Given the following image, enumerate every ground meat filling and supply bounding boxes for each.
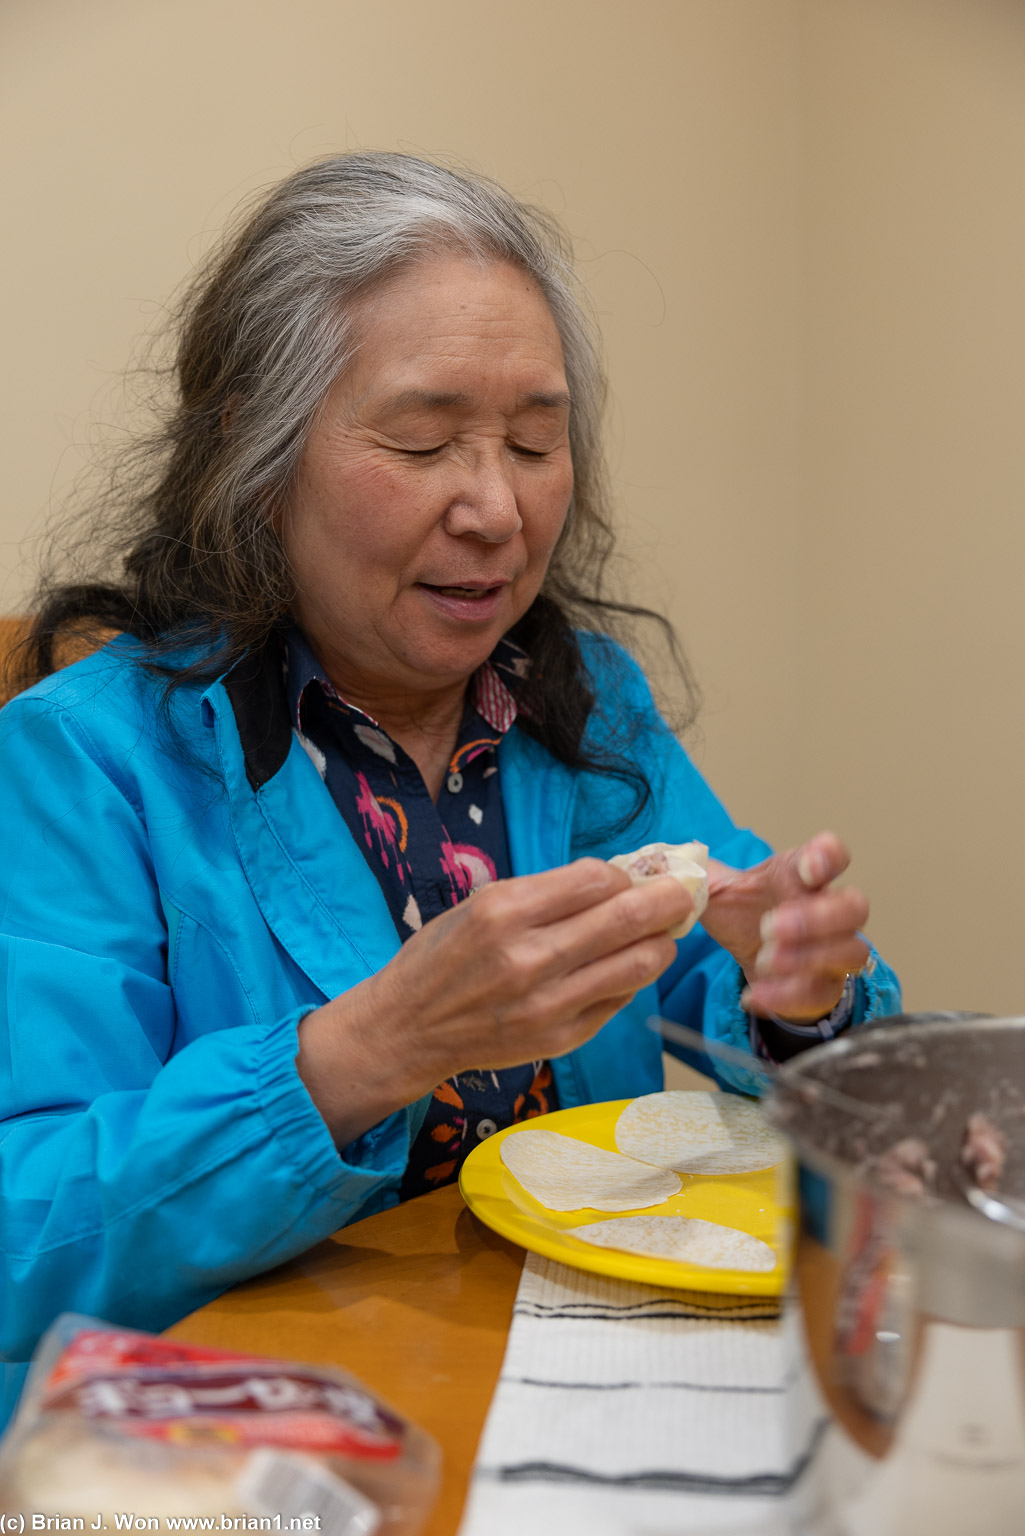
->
[863,1114,1010,1202]
[868,1137,937,1198]
[627,849,671,878]
[959,1112,1008,1194]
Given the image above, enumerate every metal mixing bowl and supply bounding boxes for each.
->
[767,1014,1025,1536]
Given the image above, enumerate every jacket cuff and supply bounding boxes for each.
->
[703,944,900,1096]
[852,947,903,1024]
[703,967,768,1097]
[256,1006,411,1205]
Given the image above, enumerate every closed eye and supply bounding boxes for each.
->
[401,443,551,459]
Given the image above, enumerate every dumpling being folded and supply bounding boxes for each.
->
[608,840,709,938]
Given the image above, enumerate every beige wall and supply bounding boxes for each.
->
[2,0,1023,1015]
[796,0,1025,1014]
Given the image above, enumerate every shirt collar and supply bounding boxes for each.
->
[283,627,529,738]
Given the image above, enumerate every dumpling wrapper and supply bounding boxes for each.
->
[500,1128,682,1212]
[608,841,708,939]
[615,1090,786,1175]
[569,1214,776,1272]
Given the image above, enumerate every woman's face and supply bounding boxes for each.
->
[283,252,574,705]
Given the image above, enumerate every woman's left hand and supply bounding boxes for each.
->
[701,831,871,1021]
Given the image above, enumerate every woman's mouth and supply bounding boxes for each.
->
[417,581,508,620]
[428,584,498,599]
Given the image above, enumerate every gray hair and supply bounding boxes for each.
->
[28,152,697,762]
[172,151,610,621]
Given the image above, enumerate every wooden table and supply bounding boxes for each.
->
[163,1062,717,1533]
[164,1185,525,1536]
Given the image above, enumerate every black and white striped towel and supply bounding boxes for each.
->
[458,1252,825,1536]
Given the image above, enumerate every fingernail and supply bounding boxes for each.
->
[740,987,753,1011]
[797,852,819,887]
[759,910,776,942]
[755,942,776,977]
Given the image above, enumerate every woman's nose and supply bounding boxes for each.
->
[442,453,523,542]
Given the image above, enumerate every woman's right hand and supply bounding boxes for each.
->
[295,858,692,1147]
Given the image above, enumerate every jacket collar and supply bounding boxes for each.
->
[220,632,293,790]
[205,638,398,999]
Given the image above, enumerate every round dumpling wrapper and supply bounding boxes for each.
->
[615,1090,785,1175]
[500,1128,681,1212]
[569,1214,776,1271]
[607,841,708,939]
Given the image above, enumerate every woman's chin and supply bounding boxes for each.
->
[409,642,502,691]
[398,589,515,673]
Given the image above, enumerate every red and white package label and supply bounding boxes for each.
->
[41,1331,404,1460]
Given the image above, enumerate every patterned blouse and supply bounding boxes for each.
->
[284,628,558,1197]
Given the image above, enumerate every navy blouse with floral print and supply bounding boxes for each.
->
[284,628,558,1198]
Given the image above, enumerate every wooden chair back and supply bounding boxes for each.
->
[0,619,119,706]
[0,617,30,706]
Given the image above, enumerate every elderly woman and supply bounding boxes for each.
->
[0,153,899,1418]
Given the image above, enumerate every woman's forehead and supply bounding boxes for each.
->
[349,254,563,358]
[334,260,569,417]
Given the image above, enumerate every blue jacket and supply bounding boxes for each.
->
[0,634,900,1420]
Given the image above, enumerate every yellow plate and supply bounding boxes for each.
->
[459,1099,793,1296]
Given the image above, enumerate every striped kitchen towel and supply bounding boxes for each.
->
[458,1252,825,1536]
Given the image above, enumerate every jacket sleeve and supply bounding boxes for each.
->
[0,696,410,1377]
[576,638,902,1094]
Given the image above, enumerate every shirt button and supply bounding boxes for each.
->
[476,1118,498,1140]
[447,771,464,794]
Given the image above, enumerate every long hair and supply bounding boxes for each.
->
[19,152,698,820]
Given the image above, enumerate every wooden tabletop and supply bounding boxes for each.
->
[164,1184,525,1536]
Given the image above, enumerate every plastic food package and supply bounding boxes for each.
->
[0,1316,440,1536]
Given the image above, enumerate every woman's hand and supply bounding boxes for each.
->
[296,859,693,1146]
[702,830,870,1022]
